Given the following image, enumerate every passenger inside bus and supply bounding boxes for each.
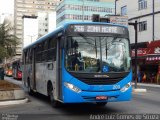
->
[72,51,84,71]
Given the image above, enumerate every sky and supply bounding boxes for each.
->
[0,0,14,14]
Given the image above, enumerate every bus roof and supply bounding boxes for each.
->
[23,21,128,51]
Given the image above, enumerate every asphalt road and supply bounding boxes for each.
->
[0,77,160,120]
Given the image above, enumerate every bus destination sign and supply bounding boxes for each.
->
[70,25,126,34]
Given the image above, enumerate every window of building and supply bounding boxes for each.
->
[138,0,147,10]
[57,4,113,16]
[139,21,147,32]
[121,6,127,16]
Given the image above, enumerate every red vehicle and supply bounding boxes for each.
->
[4,63,13,77]
[12,60,22,80]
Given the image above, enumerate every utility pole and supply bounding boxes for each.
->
[128,21,138,88]
[27,34,37,44]
[82,0,84,22]
[115,0,118,15]
[153,0,155,41]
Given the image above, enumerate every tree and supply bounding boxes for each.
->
[0,20,20,63]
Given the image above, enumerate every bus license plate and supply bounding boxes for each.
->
[96,96,107,100]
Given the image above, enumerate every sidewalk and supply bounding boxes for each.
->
[4,76,22,87]
[132,82,160,88]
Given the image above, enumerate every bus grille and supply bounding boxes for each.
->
[79,78,123,85]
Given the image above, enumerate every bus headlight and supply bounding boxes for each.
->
[64,82,81,93]
[120,82,131,92]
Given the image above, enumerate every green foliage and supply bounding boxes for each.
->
[0,20,20,62]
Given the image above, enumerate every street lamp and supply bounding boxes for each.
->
[152,0,155,41]
[27,34,38,43]
[128,21,138,88]
[115,0,118,15]
[82,0,84,22]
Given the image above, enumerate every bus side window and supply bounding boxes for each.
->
[48,37,57,61]
[37,44,42,62]
[41,41,45,61]
[24,51,27,64]
[29,48,33,64]
[36,45,39,62]
[41,42,44,61]
[35,46,38,62]
[47,63,53,70]
[53,39,57,61]
[44,40,49,61]
[26,49,30,64]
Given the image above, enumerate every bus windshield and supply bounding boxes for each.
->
[65,36,130,73]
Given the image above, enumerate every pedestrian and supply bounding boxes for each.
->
[137,70,141,83]
[142,72,147,83]
[151,73,155,83]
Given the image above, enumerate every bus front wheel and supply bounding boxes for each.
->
[96,102,107,107]
[48,84,61,108]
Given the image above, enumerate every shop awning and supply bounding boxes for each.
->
[131,40,160,59]
[147,40,160,55]
[131,48,148,57]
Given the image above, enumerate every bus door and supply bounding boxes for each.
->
[32,47,36,90]
[57,36,64,100]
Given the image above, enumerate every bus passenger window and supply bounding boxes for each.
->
[48,38,57,61]
[47,63,53,70]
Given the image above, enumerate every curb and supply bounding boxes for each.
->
[136,84,160,88]
[0,79,27,106]
[132,88,147,93]
[0,98,28,106]
[0,89,26,101]
[132,82,160,88]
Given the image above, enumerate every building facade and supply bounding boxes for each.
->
[116,0,160,43]
[116,0,160,84]
[56,0,115,27]
[14,0,61,56]
[38,12,57,38]
[38,12,49,38]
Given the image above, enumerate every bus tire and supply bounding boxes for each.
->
[96,102,107,107]
[28,79,34,95]
[48,83,61,108]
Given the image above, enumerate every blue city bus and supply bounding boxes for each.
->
[22,22,132,107]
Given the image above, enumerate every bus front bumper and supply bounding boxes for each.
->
[62,86,132,103]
